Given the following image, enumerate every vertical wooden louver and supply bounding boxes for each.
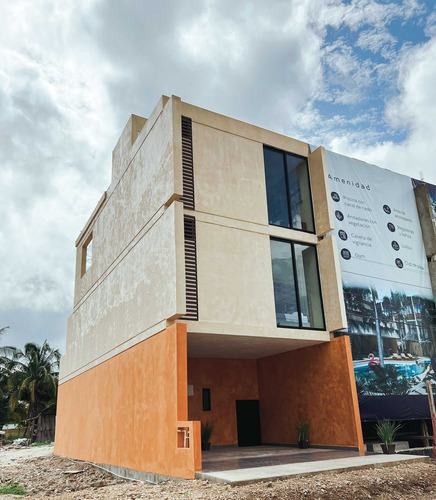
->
[180,117,198,320]
[180,116,195,209]
[182,215,198,320]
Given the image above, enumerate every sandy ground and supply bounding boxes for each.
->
[0,444,54,465]
[0,446,435,499]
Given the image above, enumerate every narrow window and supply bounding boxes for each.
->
[271,239,298,327]
[264,147,290,228]
[81,233,93,277]
[202,388,211,411]
[285,153,314,232]
[264,146,315,233]
[270,238,325,330]
[293,243,324,329]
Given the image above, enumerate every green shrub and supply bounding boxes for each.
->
[201,421,214,443]
[0,482,26,495]
[376,419,402,445]
[295,419,310,441]
[31,440,52,447]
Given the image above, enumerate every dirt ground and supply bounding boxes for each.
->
[0,445,435,499]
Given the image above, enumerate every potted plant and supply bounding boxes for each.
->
[295,419,310,449]
[201,421,214,451]
[376,419,402,454]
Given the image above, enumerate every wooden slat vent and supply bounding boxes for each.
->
[182,215,198,321]
[180,116,195,210]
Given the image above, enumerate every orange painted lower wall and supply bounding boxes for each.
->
[258,336,364,451]
[54,324,201,479]
[188,358,259,445]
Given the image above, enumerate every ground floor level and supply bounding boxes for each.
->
[54,323,364,480]
[2,445,433,498]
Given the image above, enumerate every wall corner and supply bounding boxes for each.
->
[308,146,334,237]
[340,335,365,453]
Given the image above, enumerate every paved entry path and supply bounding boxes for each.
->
[201,446,361,472]
[198,446,430,484]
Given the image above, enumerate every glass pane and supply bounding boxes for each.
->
[286,154,314,232]
[270,239,298,327]
[264,148,290,228]
[294,244,324,329]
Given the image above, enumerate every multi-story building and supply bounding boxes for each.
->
[54,95,371,480]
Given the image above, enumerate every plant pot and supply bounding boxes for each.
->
[381,444,396,454]
[298,439,310,449]
[201,441,211,451]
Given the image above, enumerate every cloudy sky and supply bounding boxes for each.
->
[1,0,436,352]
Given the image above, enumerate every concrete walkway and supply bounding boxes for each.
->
[197,453,430,485]
[201,446,361,472]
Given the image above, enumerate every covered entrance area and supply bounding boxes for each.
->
[186,331,365,465]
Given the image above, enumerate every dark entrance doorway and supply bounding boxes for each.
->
[236,399,261,446]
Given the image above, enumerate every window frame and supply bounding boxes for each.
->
[264,145,316,234]
[81,232,93,277]
[270,236,326,331]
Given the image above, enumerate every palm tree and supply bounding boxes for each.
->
[0,341,60,441]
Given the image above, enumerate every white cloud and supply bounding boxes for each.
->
[319,39,376,105]
[327,36,436,184]
[0,0,117,312]
[424,11,436,37]
[356,28,397,55]
[314,0,425,33]
[178,6,243,66]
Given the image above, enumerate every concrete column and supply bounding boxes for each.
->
[414,184,436,299]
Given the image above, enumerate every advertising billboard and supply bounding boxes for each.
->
[324,150,436,420]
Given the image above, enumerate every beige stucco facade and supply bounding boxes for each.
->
[59,95,348,383]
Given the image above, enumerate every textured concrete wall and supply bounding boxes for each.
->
[414,184,436,258]
[193,122,268,224]
[112,114,147,186]
[308,146,334,237]
[317,235,348,333]
[61,96,186,382]
[429,260,436,301]
[188,358,259,445]
[60,201,185,382]
[257,336,364,451]
[414,184,436,299]
[55,324,201,479]
[75,96,182,307]
[181,101,309,157]
[196,221,277,330]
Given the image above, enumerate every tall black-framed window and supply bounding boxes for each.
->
[270,238,325,330]
[264,146,315,233]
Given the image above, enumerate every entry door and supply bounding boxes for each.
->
[235,400,262,447]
